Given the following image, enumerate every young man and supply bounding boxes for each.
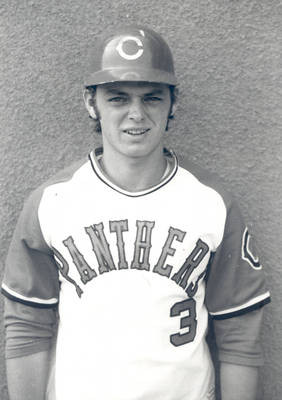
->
[2,26,270,400]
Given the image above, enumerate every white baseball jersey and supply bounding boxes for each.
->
[2,147,270,400]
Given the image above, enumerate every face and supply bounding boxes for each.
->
[92,82,172,160]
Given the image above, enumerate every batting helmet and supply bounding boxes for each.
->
[84,26,177,87]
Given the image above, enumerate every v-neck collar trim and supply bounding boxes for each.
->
[88,147,178,198]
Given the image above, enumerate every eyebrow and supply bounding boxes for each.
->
[144,90,164,96]
[105,88,164,96]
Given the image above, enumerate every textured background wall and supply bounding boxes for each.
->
[0,1,281,399]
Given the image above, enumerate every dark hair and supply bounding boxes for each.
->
[86,84,177,133]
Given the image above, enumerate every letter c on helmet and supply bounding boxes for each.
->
[116,36,144,60]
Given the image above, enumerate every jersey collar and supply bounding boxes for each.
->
[88,147,178,197]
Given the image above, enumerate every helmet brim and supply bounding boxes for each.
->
[84,67,177,87]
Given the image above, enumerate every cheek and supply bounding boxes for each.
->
[159,98,172,118]
[99,109,123,134]
[99,106,116,124]
[156,106,171,126]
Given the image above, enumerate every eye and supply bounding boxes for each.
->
[107,96,127,104]
[143,96,163,103]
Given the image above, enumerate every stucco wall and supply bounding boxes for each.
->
[1,1,281,399]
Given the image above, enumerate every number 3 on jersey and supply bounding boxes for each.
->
[170,298,197,346]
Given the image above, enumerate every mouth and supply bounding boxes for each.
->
[123,128,150,136]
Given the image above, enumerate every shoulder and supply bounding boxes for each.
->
[24,157,89,210]
[177,154,234,210]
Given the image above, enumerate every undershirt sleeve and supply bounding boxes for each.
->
[212,307,264,367]
[4,298,58,359]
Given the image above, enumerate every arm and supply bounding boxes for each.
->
[1,189,60,398]
[6,350,52,400]
[220,362,258,400]
[212,308,264,400]
[4,298,57,400]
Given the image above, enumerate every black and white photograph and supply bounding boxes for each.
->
[0,1,281,399]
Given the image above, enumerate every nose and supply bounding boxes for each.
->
[128,99,145,122]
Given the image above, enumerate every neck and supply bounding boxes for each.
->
[99,149,167,192]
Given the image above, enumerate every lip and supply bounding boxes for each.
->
[123,128,150,136]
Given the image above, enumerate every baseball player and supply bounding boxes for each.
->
[2,26,270,400]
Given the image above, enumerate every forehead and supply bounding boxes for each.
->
[97,81,170,95]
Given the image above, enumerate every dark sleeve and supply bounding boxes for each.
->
[1,188,60,307]
[4,297,58,359]
[205,200,270,319]
[212,307,264,367]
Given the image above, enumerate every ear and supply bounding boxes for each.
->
[170,86,178,117]
[170,102,177,117]
[83,89,98,119]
